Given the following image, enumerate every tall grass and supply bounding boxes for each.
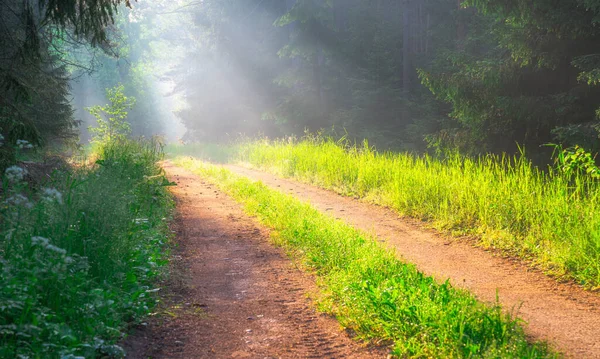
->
[230,137,600,288]
[0,139,173,358]
[173,136,600,288]
[175,157,556,358]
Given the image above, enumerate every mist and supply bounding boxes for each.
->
[4,1,600,357]
[64,0,600,155]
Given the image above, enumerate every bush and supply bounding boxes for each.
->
[0,138,173,358]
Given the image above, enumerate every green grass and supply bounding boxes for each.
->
[171,136,600,289]
[0,139,174,358]
[174,156,556,358]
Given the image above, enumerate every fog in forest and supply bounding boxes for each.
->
[4,2,600,358]
[4,0,600,156]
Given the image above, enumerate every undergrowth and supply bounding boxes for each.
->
[0,139,173,358]
[169,136,600,289]
[174,157,556,358]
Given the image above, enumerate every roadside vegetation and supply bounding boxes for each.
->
[173,156,556,358]
[1,136,173,356]
[169,137,600,290]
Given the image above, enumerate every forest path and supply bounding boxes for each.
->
[222,164,600,359]
[124,163,386,358]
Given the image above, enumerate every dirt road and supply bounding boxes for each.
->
[223,164,600,359]
[124,163,387,358]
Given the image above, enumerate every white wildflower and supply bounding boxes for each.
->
[5,166,27,183]
[134,218,149,224]
[45,244,67,255]
[31,236,50,247]
[5,194,33,208]
[42,187,63,204]
[5,229,15,240]
[31,236,67,255]
[61,355,86,359]
[16,139,33,149]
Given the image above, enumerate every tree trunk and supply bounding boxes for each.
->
[403,0,412,94]
[456,0,466,50]
[284,0,300,69]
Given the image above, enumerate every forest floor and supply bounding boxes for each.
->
[125,162,600,358]
[123,163,388,358]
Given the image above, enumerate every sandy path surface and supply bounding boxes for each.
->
[124,163,387,358]
[224,164,600,359]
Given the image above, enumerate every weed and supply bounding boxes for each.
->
[0,138,173,358]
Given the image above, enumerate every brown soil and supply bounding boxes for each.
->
[123,163,388,358]
[224,164,600,359]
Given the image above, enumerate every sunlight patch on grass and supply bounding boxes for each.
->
[221,137,600,289]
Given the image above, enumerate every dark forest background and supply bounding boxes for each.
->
[3,0,600,162]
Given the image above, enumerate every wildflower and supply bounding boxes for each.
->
[5,229,14,240]
[60,355,86,359]
[31,236,67,255]
[31,236,49,247]
[42,187,63,204]
[5,194,33,208]
[45,244,67,255]
[134,218,149,224]
[16,139,33,149]
[5,166,27,183]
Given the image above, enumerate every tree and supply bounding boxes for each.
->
[88,84,135,144]
[0,0,131,161]
[421,0,600,153]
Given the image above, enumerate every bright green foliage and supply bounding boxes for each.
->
[175,157,555,358]
[88,85,135,144]
[550,144,600,179]
[0,138,173,358]
[173,136,600,288]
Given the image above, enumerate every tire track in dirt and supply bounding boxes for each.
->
[123,163,387,359]
[224,164,600,359]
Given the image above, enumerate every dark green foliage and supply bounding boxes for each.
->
[0,2,77,147]
[421,0,600,153]
[0,0,129,167]
[42,0,129,46]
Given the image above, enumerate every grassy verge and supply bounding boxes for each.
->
[1,139,173,358]
[173,156,555,358]
[170,136,600,289]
